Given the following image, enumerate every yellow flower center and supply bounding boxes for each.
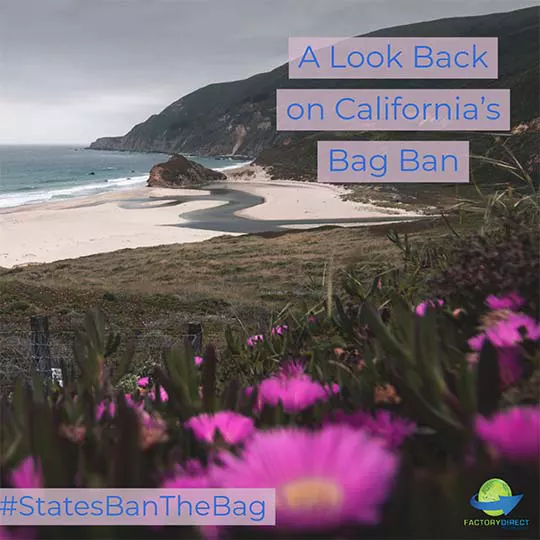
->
[480,309,513,329]
[280,477,343,511]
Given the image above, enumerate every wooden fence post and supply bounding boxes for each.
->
[187,323,203,355]
[31,316,52,385]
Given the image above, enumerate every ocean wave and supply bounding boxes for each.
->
[0,160,252,210]
[0,175,148,209]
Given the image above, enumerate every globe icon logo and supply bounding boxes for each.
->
[470,478,523,517]
[478,479,513,517]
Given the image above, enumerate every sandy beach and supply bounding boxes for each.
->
[0,166,420,268]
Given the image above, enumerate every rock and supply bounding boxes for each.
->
[147,155,226,188]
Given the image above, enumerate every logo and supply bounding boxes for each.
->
[470,479,522,516]
[464,478,529,530]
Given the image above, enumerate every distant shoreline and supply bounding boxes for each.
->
[0,145,252,211]
[85,145,255,162]
[0,165,422,268]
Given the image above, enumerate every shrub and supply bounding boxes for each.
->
[430,219,539,323]
[0,277,538,540]
[0,182,538,539]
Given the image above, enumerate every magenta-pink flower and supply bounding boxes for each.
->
[475,406,540,463]
[162,461,211,489]
[415,299,444,316]
[256,376,334,413]
[468,333,485,351]
[485,292,526,311]
[277,360,306,379]
[211,425,399,530]
[325,383,341,395]
[484,313,540,347]
[137,377,169,401]
[331,410,416,449]
[0,526,35,540]
[194,356,204,366]
[271,325,288,336]
[185,411,255,445]
[148,386,169,402]
[96,394,141,421]
[9,457,43,488]
[496,348,525,388]
[137,376,150,388]
[466,345,524,389]
[468,313,539,388]
[137,408,165,429]
[247,334,264,347]
[96,401,115,421]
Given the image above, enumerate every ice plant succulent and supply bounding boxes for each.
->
[9,457,43,488]
[137,376,150,388]
[414,298,444,316]
[185,411,255,445]
[483,313,540,345]
[162,463,211,489]
[211,425,399,531]
[468,312,540,388]
[148,386,169,402]
[277,359,306,379]
[331,410,416,449]
[0,527,14,540]
[255,375,337,413]
[137,377,169,402]
[485,292,526,311]
[475,406,540,464]
[95,394,140,421]
[138,410,169,450]
[59,422,86,443]
[467,341,524,389]
[271,324,288,336]
[247,334,264,347]
[95,400,116,421]
[0,526,35,540]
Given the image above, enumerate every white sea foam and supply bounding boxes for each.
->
[0,175,148,209]
[0,160,252,210]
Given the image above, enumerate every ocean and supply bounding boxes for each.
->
[0,145,251,209]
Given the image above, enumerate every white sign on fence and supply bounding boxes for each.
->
[51,367,63,387]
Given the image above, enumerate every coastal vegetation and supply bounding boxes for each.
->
[0,7,538,539]
[0,169,538,538]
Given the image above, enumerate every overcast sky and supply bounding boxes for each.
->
[0,0,538,144]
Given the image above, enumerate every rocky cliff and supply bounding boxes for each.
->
[90,7,539,167]
[147,155,226,188]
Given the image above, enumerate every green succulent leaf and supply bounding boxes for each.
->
[475,340,501,417]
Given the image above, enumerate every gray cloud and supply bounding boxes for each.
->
[0,0,537,143]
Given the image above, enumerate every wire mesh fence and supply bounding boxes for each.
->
[0,317,206,397]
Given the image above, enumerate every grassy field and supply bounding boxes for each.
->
[0,212,484,357]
